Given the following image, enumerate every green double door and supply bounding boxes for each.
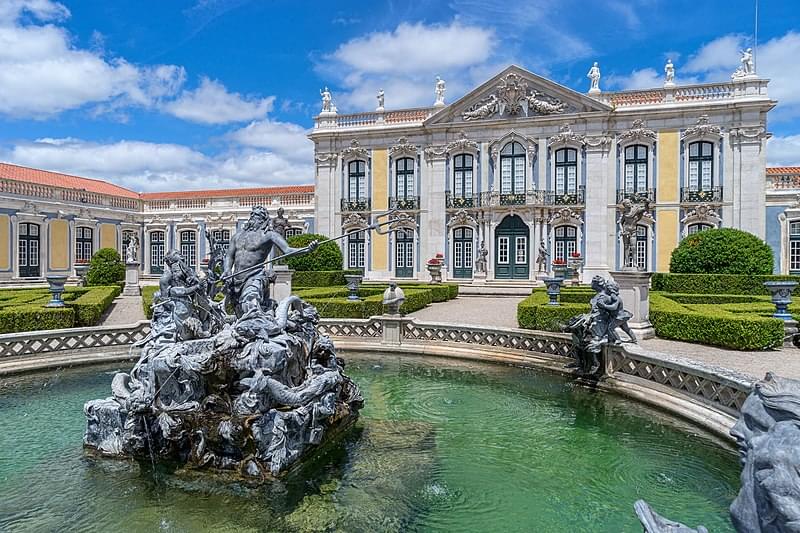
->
[494,215,529,280]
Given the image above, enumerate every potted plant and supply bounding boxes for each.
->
[552,258,567,280]
[426,253,444,284]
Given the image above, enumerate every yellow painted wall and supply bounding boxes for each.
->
[100,223,117,250]
[370,149,388,271]
[656,208,679,272]
[657,130,679,203]
[49,219,69,270]
[0,214,9,270]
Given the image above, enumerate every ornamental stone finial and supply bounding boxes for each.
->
[664,59,675,87]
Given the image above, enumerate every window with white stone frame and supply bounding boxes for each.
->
[687,223,713,235]
[395,157,414,199]
[347,160,367,201]
[636,225,648,270]
[180,230,197,268]
[500,142,525,194]
[554,225,577,262]
[453,154,474,199]
[790,222,800,274]
[76,227,94,263]
[688,141,714,191]
[624,145,648,192]
[348,230,365,271]
[555,148,578,195]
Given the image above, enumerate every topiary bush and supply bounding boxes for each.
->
[86,247,126,286]
[285,233,342,271]
[652,273,800,295]
[669,228,773,275]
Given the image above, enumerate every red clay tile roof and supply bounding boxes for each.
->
[0,161,314,201]
[767,167,800,175]
[141,185,314,201]
[0,161,140,199]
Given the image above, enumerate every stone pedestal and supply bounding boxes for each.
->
[123,262,141,296]
[473,271,487,283]
[381,315,405,346]
[272,265,294,302]
[611,270,655,340]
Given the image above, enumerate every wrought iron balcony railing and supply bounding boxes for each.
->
[680,187,723,204]
[544,186,586,206]
[445,193,477,209]
[388,196,420,210]
[341,198,371,212]
[616,188,656,204]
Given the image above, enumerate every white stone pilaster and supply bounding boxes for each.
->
[422,152,447,271]
[729,126,768,238]
[583,135,613,279]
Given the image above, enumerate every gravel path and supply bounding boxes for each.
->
[98,295,146,326]
[408,296,800,380]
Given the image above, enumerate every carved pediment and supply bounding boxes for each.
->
[681,115,722,140]
[549,207,583,225]
[446,209,478,228]
[342,213,368,231]
[341,139,369,160]
[388,136,419,157]
[426,65,612,126]
[618,119,656,145]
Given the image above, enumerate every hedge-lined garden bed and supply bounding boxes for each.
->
[517,288,786,350]
[652,273,800,295]
[0,285,121,333]
[293,270,363,288]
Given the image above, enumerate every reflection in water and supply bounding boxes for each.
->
[0,354,739,532]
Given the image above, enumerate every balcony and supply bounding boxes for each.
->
[445,193,478,209]
[478,190,546,207]
[388,196,420,210]
[545,186,586,206]
[680,187,723,204]
[341,198,371,212]
[616,189,656,204]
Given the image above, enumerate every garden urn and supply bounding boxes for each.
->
[763,280,798,320]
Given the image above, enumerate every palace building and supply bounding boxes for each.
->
[310,64,775,282]
[0,162,314,282]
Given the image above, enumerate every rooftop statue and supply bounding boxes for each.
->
[434,76,446,106]
[84,205,363,481]
[587,61,601,92]
[635,372,800,532]
[664,59,675,86]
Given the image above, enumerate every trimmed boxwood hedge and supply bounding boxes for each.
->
[0,306,75,334]
[68,285,121,326]
[669,228,774,275]
[293,270,363,287]
[652,273,800,295]
[517,290,590,332]
[0,285,120,333]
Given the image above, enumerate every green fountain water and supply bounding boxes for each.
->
[0,353,738,532]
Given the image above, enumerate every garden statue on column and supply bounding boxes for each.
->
[222,206,318,317]
[271,207,289,239]
[635,372,800,532]
[536,240,550,273]
[475,241,488,274]
[125,234,138,263]
[619,199,650,270]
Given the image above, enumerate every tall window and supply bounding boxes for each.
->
[453,154,474,198]
[624,145,648,192]
[500,142,525,194]
[76,227,94,263]
[18,222,40,278]
[348,160,366,201]
[395,157,414,198]
[180,230,197,268]
[791,222,800,274]
[150,231,165,274]
[689,141,714,191]
[687,223,713,235]
[555,148,578,195]
[636,225,648,271]
[211,229,230,255]
[554,226,577,262]
[395,229,414,278]
[348,230,365,271]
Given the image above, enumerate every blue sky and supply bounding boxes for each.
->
[1,0,798,192]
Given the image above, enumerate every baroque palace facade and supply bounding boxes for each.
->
[310,65,774,281]
[0,162,314,282]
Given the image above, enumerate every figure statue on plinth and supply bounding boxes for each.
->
[320,86,333,113]
[376,88,385,111]
[222,206,318,316]
[536,240,550,273]
[587,62,601,92]
[271,206,289,239]
[434,76,446,106]
[125,234,138,263]
[475,241,488,273]
[664,59,675,86]
[619,198,650,270]
[732,48,756,79]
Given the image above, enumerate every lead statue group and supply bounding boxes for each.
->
[84,206,363,480]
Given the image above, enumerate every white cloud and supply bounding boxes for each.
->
[684,34,743,74]
[162,77,274,124]
[768,135,800,167]
[318,20,496,111]
[3,137,313,192]
[228,119,312,162]
[607,68,662,90]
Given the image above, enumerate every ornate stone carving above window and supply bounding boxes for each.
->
[445,132,479,155]
[548,207,583,225]
[341,139,369,160]
[342,213,368,231]
[548,124,586,148]
[446,209,478,229]
[681,114,722,140]
[462,72,567,121]
[423,145,448,161]
[388,136,419,157]
[388,212,418,231]
[314,152,338,164]
[680,203,721,227]
[618,119,656,145]
[489,131,537,166]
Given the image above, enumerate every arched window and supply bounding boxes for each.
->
[453,154,474,199]
[688,141,714,192]
[76,227,94,263]
[180,230,197,268]
[554,226,577,262]
[636,225,648,271]
[395,229,414,278]
[500,142,525,195]
[347,160,366,201]
[452,227,474,278]
[789,222,800,274]
[395,157,414,199]
[555,148,578,195]
[624,145,648,192]
[348,230,365,271]
[150,231,165,274]
[687,223,713,235]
